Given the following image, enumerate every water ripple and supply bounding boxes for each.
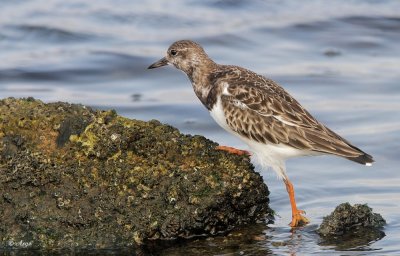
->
[4,24,97,43]
[0,0,399,254]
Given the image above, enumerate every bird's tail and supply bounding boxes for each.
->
[345,147,374,166]
[320,126,375,166]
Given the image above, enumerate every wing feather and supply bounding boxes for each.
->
[215,68,368,159]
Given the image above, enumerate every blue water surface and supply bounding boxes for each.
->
[0,0,399,255]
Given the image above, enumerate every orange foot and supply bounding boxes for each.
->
[289,209,310,227]
[216,145,251,156]
[284,178,310,227]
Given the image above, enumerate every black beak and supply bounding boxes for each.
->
[148,57,169,69]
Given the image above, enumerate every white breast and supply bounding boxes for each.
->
[209,96,233,134]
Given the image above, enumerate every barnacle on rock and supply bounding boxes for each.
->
[0,97,273,250]
[317,203,386,249]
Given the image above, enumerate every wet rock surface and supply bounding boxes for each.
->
[0,97,273,250]
[317,203,386,249]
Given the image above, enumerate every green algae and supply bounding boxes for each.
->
[0,97,273,250]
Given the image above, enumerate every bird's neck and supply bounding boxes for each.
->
[187,60,218,107]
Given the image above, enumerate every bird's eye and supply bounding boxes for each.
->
[170,49,177,56]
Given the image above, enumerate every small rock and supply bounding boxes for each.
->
[318,203,386,236]
[317,203,386,249]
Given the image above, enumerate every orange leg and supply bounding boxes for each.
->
[216,145,251,156]
[283,178,310,227]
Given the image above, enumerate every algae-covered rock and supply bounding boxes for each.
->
[317,203,386,249]
[318,203,386,236]
[0,97,273,250]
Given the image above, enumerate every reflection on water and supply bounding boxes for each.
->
[0,0,400,255]
[144,223,385,255]
[318,229,386,252]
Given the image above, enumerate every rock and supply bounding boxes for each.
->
[318,203,386,236]
[317,203,386,249]
[0,97,273,250]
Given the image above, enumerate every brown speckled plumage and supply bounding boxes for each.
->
[148,39,374,227]
[148,40,374,166]
[210,65,371,163]
[148,40,373,164]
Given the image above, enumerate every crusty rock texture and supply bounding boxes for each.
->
[0,97,273,250]
[318,203,386,249]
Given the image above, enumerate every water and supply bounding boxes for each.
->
[1,0,400,254]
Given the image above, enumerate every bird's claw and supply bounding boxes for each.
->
[289,209,310,227]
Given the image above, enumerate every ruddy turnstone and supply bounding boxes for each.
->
[148,40,374,227]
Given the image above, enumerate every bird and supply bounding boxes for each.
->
[148,40,374,227]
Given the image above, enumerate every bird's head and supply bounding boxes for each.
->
[148,40,212,74]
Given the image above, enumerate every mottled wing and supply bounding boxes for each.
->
[216,67,369,160]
